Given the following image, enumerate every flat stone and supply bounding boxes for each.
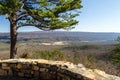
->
[17,64,22,69]
[33,66,39,71]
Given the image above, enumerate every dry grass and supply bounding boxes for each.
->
[0,42,120,76]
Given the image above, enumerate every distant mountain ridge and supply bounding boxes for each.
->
[0,31,120,43]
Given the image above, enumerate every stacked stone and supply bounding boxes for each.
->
[0,59,92,80]
[0,59,120,80]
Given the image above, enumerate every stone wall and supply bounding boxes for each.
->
[0,59,120,80]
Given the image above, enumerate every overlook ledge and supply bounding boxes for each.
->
[0,59,120,80]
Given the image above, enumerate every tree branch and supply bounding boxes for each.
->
[20,0,27,9]
[17,14,28,22]
[17,24,35,29]
[17,23,51,31]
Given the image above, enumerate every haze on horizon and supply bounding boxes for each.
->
[0,0,120,33]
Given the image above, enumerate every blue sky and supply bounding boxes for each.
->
[73,0,120,32]
[0,0,120,32]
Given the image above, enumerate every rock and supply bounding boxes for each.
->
[0,59,119,80]
[77,64,84,68]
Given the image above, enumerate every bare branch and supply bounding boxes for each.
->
[17,24,35,29]
[17,24,51,31]
[20,0,27,9]
[17,14,28,22]
[17,23,51,31]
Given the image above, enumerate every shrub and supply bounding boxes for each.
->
[112,53,120,64]
[112,44,120,64]
[20,53,30,59]
[72,50,80,64]
[80,45,99,50]
[85,53,96,69]
[112,37,120,65]
[32,49,68,61]
[64,45,99,50]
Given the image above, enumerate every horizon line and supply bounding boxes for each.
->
[0,31,120,33]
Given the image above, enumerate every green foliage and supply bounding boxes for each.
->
[113,44,120,52]
[112,53,120,64]
[0,0,82,30]
[85,53,96,69]
[79,45,99,50]
[64,45,99,50]
[72,50,80,64]
[0,0,21,14]
[20,53,30,59]
[1,0,82,58]
[71,50,96,68]
[112,37,120,65]
[33,50,68,61]
[112,44,120,64]
[116,36,120,43]
[20,49,30,59]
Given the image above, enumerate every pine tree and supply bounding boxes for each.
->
[0,0,82,58]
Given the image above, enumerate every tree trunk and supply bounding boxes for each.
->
[10,15,17,59]
[10,23,17,58]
